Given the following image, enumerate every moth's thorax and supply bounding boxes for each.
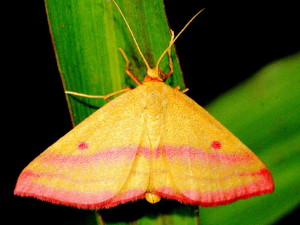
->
[139,82,168,113]
[143,68,166,82]
[138,82,169,148]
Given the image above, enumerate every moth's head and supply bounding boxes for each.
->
[144,68,166,82]
[112,0,204,85]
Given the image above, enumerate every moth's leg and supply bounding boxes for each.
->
[119,48,142,85]
[65,87,131,100]
[165,30,175,80]
[173,86,189,93]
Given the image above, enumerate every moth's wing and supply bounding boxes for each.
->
[14,89,150,209]
[152,86,274,206]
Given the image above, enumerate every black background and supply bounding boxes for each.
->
[4,0,299,224]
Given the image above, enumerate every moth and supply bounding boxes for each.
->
[14,0,274,209]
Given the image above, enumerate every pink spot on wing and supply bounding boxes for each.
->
[77,142,89,150]
[211,141,222,150]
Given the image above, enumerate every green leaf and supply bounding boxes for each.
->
[201,52,300,225]
[44,0,194,224]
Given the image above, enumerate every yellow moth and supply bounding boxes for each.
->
[14,0,274,209]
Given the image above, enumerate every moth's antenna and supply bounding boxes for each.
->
[111,0,151,70]
[156,8,205,69]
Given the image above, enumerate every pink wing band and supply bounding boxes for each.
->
[155,168,274,206]
[15,181,145,209]
[39,145,254,165]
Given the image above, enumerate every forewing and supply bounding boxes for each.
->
[152,86,274,206]
[14,89,150,209]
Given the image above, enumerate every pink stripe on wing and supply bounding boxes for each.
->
[40,145,141,165]
[155,168,274,206]
[161,145,254,163]
[40,145,253,166]
[14,176,146,209]
[18,170,117,184]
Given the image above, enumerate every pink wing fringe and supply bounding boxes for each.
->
[155,168,274,206]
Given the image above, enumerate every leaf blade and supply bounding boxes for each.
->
[201,53,300,225]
